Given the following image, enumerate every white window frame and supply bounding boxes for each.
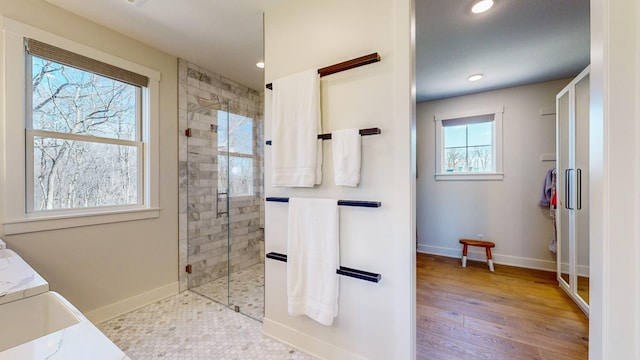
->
[434,106,504,181]
[1,17,161,234]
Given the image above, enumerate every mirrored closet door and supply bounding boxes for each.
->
[556,66,590,314]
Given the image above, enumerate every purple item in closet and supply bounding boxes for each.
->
[539,168,554,207]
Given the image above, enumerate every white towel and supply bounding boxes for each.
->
[332,129,361,187]
[287,198,339,326]
[271,69,322,187]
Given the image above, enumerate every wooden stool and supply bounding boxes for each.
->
[459,239,495,272]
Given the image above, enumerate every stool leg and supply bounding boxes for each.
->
[486,247,494,272]
[462,244,468,268]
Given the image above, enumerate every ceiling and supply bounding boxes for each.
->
[45,0,286,92]
[45,0,590,102]
[416,0,590,102]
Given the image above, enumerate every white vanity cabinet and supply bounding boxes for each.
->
[556,66,590,315]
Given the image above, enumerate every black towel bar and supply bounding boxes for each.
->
[266,252,381,283]
[265,197,381,208]
[265,127,380,145]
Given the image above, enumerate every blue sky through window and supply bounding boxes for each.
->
[443,121,493,172]
[32,56,137,141]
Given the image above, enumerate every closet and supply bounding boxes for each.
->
[556,66,590,315]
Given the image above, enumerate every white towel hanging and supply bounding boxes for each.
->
[332,128,361,187]
[287,197,339,326]
[271,69,322,187]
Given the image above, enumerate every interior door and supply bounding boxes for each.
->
[574,73,590,306]
[556,89,572,290]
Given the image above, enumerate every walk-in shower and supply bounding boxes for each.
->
[178,59,264,320]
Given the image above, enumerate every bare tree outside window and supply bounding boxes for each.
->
[444,147,465,172]
[469,145,492,172]
[29,56,141,211]
[217,111,254,197]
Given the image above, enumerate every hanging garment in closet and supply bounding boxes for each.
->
[539,168,555,207]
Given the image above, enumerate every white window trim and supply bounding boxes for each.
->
[434,106,504,181]
[1,17,161,234]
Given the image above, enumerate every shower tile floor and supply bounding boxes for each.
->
[191,262,264,320]
[98,291,316,360]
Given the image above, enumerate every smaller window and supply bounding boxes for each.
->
[435,108,504,181]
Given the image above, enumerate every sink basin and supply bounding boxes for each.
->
[0,291,83,351]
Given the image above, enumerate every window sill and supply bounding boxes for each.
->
[435,173,504,181]
[3,207,161,235]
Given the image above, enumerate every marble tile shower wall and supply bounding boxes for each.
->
[178,59,264,292]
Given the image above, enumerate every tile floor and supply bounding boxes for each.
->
[191,262,264,321]
[98,291,316,360]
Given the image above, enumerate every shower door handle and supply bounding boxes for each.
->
[216,191,228,218]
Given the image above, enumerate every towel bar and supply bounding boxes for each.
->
[266,252,381,283]
[265,52,380,90]
[265,127,380,145]
[265,197,381,208]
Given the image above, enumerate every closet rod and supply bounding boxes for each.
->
[265,127,380,145]
[265,52,381,90]
[265,252,382,283]
[266,197,381,208]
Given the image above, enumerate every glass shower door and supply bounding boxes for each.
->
[187,98,264,321]
[187,99,231,307]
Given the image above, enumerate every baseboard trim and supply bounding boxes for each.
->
[263,317,366,360]
[417,244,558,272]
[85,282,179,324]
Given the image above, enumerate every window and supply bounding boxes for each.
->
[217,111,255,197]
[2,18,160,234]
[435,107,504,180]
[26,44,144,212]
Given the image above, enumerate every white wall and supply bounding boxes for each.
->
[263,1,415,359]
[417,79,570,271]
[0,0,178,321]
[589,0,640,358]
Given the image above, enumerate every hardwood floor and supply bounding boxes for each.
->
[417,253,589,360]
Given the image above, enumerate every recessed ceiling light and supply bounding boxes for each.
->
[471,0,494,14]
[468,74,483,82]
[256,62,265,69]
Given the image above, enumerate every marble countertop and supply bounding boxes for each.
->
[0,249,48,305]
